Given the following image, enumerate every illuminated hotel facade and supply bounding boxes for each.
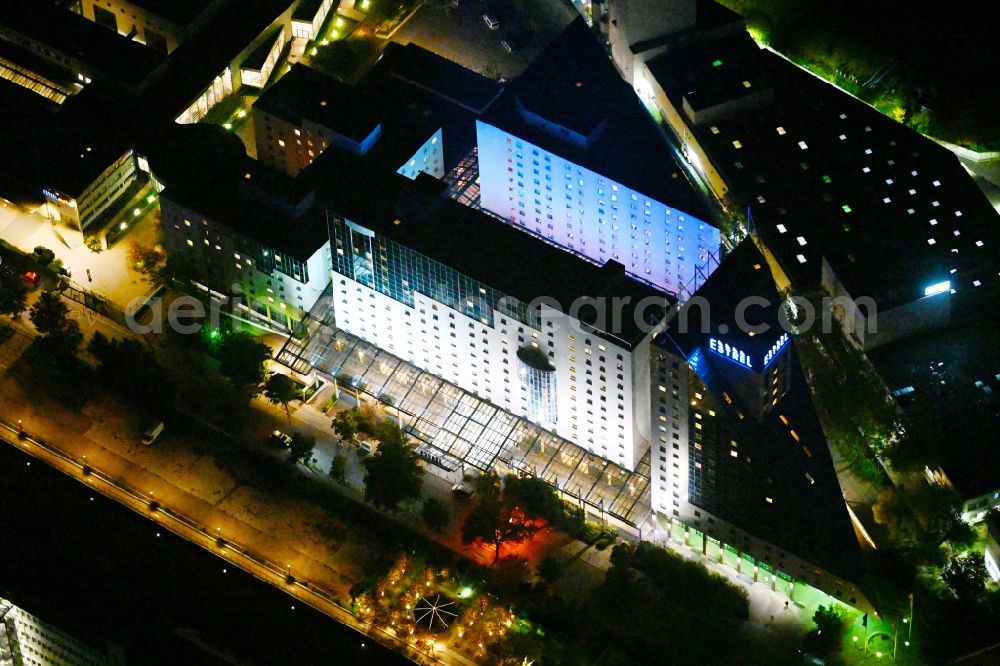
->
[474,20,721,300]
[326,173,666,471]
[477,123,721,298]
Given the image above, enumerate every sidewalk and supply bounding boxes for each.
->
[0,199,159,308]
[256,384,829,639]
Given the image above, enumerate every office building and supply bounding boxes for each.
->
[638,19,1000,348]
[649,240,867,608]
[476,19,720,299]
[0,596,110,666]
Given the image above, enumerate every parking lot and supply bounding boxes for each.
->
[389,0,577,80]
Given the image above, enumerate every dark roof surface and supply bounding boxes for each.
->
[379,42,503,114]
[137,0,289,122]
[480,18,710,222]
[645,30,768,112]
[0,0,165,90]
[254,66,377,142]
[128,0,216,26]
[649,28,1000,309]
[660,240,785,366]
[153,123,328,261]
[680,325,863,580]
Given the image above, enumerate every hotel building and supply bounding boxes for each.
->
[476,19,721,299]
[325,165,668,470]
[649,240,868,609]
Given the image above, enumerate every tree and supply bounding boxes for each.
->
[217,332,270,387]
[264,372,299,419]
[29,290,71,336]
[908,483,970,547]
[287,432,315,465]
[328,454,347,483]
[872,488,918,545]
[482,62,501,80]
[29,291,82,351]
[32,246,55,267]
[331,405,378,442]
[809,604,848,654]
[941,553,988,600]
[462,472,542,563]
[504,474,564,524]
[421,497,450,532]
[87,331,175,410]
[0,274,28,320]
[361,425,424,510]
[537,554,563,585]
[127,242,166,281]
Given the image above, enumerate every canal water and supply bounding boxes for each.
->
[0,442,407,665]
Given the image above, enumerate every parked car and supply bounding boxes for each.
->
[452,483,475,500]
[269,430,292,447]
[500,39,512,54]
[358,439,378,455]
[142,420,164,445]
[483,13,500,30]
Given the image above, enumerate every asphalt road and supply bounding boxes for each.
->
[389,0,576,80]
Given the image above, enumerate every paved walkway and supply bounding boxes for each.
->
[0,198,159,308]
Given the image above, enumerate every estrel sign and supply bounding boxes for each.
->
[763,333,790,368]
[708,338,753,369]
[708,332,790,371]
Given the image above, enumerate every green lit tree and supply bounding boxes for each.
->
[217,332,270,388]
[942,553,988,600]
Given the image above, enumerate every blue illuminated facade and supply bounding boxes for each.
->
[476,122,720,298]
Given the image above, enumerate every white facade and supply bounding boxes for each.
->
[329,229,652,470]
[0,597,108,666]
[476,121,720,297]
[162,199,331,330]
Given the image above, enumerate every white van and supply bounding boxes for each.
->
[142,421,164,445]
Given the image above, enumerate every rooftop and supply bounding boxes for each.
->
[649,29,1000,309]
[254,66,378,144]
[137,0,290,122]
[0,0,165,90]
[378,41,503,115]
[152,124,327,261]
[645,29,769,113]
[126,0,218,27]
[258,45,493,178]
[659,240,787,368]
[680,345,863,580]
[480,18,710,222]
